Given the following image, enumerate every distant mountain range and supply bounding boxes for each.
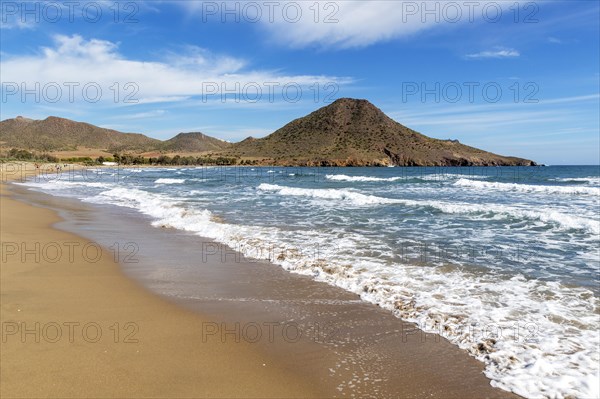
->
[0,99,536,166]
[0,116,230,154]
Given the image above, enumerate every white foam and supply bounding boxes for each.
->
[17,180,112,190]
[154,178,186,184]
[551,176,600,185]
[325,174,403,182]
[421,200,599,235]
[258,183,400,206]
[325,173,491,182]
[455,178,600,195]
[419,173,491,181]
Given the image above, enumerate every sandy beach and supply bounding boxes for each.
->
[0,165,324,398]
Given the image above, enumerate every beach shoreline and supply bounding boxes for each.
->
[0,166,327,398]
[1,162,521,398]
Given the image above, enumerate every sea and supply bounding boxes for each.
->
[18,165,600,399]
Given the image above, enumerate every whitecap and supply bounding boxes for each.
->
[154,178,186,184]
[455,178,600,195]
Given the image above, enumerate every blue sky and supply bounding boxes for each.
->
[1,0,598,164]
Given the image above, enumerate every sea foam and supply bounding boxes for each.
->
[455,178,600,195]
[258,183,400,206]
[325,174,403,182]
[154,178,186,184]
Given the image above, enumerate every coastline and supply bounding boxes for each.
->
[1,163,521,398]
[0,168,325,398]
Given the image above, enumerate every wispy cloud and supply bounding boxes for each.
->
[135,96,191,105]
[389,94,599,122]
[0,18,37,30]
[119,110,167,119]
[540,94,600,104]
[389,94,599,124]
[398,110,568,128]
[177,0,521,49]
[465,48,520,59]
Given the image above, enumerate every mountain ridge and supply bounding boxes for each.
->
[162,132,231,153]
[0,99,537,166]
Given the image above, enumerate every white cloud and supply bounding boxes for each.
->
[540,94,600,104]
[0,18,37,30]
[178,1,523,49]
[119,110,167,119]
[0,34,351,105]
[135,96,191,105]
[263,1,429,48]
[465,48,520,59]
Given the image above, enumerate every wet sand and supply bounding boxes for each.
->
[1,163,520,398]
